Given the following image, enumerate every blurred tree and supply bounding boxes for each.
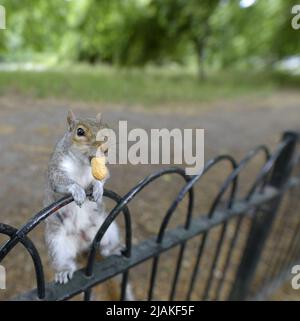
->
[0,0,299,75]
[207,0,291,71]
[74,0,189,66]
[0,0,69,55]
[150,0,219,78]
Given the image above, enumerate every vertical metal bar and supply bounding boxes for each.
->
[229,132,298,300]
[257,199,290,287]
[84,288,92,301]
[169,243,186,300]
[287,228,300,267]
[148,255,159,300]
[202,221,228,300]
[215,216,243,300]
[186,234,206,300]
[148,177,194,301]
[274,188,300,276]
[266,206,293,281]
[169,186,194,301]
[120,271,129,301]
[0,224,46,300]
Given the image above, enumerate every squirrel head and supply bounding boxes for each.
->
[67,110,108,160]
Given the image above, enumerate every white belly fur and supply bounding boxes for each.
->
[60,154,94,189]
[58,154,102,249]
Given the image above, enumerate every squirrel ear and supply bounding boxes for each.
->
[67,110,76,130]
[96,112,102,124]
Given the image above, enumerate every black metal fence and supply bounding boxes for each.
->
[1,131,300,301]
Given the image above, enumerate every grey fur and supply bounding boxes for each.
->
[43,112,134,299]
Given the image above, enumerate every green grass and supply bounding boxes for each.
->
[0,65,281,106]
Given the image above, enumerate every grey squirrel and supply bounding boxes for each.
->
[44,110,133,299]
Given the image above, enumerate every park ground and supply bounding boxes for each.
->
[0,68,299,300]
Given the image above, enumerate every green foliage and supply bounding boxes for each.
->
[209,0,283,68]
[73,0,191,66]
[0,0,299,69]
[0,0,69,54]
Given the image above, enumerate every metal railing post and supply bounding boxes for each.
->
[229,131,298,300]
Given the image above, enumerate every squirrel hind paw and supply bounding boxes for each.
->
[55,270,75,284]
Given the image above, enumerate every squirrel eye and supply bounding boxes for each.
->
[77,128,85,136]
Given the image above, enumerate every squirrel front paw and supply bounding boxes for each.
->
[69,184,86,207]
[90,181,104,203]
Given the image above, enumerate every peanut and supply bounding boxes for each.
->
[91,157,108,181]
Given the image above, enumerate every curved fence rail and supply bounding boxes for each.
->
[0,131,300,301]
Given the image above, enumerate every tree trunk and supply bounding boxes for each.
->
[194,21,210,81]
[194,37,207,81]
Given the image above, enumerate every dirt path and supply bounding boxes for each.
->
[0,91,299,300]
[1,92,299,219]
